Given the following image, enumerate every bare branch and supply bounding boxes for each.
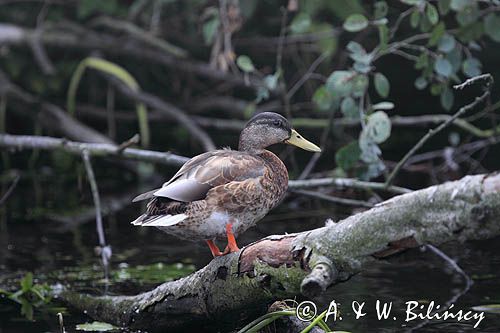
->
[81,150,111,281]
[0,173,20,206]
[106,77,216,151]
[291,189,374,208]
[385,74,493,187]
[0,134,409,194]
[0,134,189,166]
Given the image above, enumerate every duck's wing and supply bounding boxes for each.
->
[132,150,266,203]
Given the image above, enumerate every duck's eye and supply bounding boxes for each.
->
[273,120,282,127]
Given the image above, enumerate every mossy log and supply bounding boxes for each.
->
[51,172,500,332]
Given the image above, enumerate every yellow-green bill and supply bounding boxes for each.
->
[285,129,321,152]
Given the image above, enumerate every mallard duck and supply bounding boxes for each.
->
[131,112,321,257]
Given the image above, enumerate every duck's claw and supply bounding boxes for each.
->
[206,240,224,257]
[206,224,240,257]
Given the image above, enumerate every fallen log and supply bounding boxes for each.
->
[51,172,500,331]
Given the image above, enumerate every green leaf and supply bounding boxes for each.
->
[374,72,390,98]
[456,3,479,26]
[438,34,456,53]
[428,22,445,46]
[203,17,219,45]
[76,321,117,331]
[374,1,388,19]
[313,86,334,111]
[255,86,269,103]
[349,52,372,65]
[419,14,432,32]
[326,70,355,98]
[484,13,500,42]
[462,58,482,78]
[236,55,255,73]
[410,9,420,28]
[457,21,484,42]
[360,158,386,180]
[290,13,311,34]
[415,53,429,70]
[346,41,365,54]
[438,0,451,15]
[343,14,369,32]
[264,72,280,90]
[365,111,391,143]
[440,87,454,111]
[336,141,361,171]
[20,272,33,292]
[340,97,358,118]
[372,101,394,110]
[352,74,369,97]
[353,62,371,74]
[378,24,389,51]
[446,46,463,72]
[310,22,337,56]
[414,77,428,90]
[434,58,452,77]
[359,131,382,163]
[450,0,467,11]
[430,83,443,96]
[20,299,33,321]
[426,3,439,25]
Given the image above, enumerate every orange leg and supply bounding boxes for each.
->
[206,240,224,257]
[223,223,240,254]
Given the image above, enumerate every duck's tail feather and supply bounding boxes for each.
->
[131,213,187,227]
[132,189,159,202]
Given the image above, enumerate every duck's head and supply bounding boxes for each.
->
[238,112,321,153]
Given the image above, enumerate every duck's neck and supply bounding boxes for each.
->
[238,128,268,152]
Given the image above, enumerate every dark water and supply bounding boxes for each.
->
[1,170,500,333]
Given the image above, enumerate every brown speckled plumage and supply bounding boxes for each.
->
[131,112,320,251]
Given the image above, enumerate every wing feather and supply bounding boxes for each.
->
[133,150,266,203]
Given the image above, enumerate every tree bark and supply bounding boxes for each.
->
[50,172,500,332]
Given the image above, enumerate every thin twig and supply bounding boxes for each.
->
[286,53,328,99]
[389,7,414,39]
[453,73,492,90]
[81,149,111,282]
[385,74,493,187]
[291,189,373,208]
[0,173,20,206]
[29,29,55,74]
[289,177,411,194]
[406,136,500,166]
[116,134,140,153]
[57,312,66,333]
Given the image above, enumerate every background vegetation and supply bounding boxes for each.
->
[1,0,500,332]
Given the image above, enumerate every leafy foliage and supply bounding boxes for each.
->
[0,273,52,321]
[299,0,500,179]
